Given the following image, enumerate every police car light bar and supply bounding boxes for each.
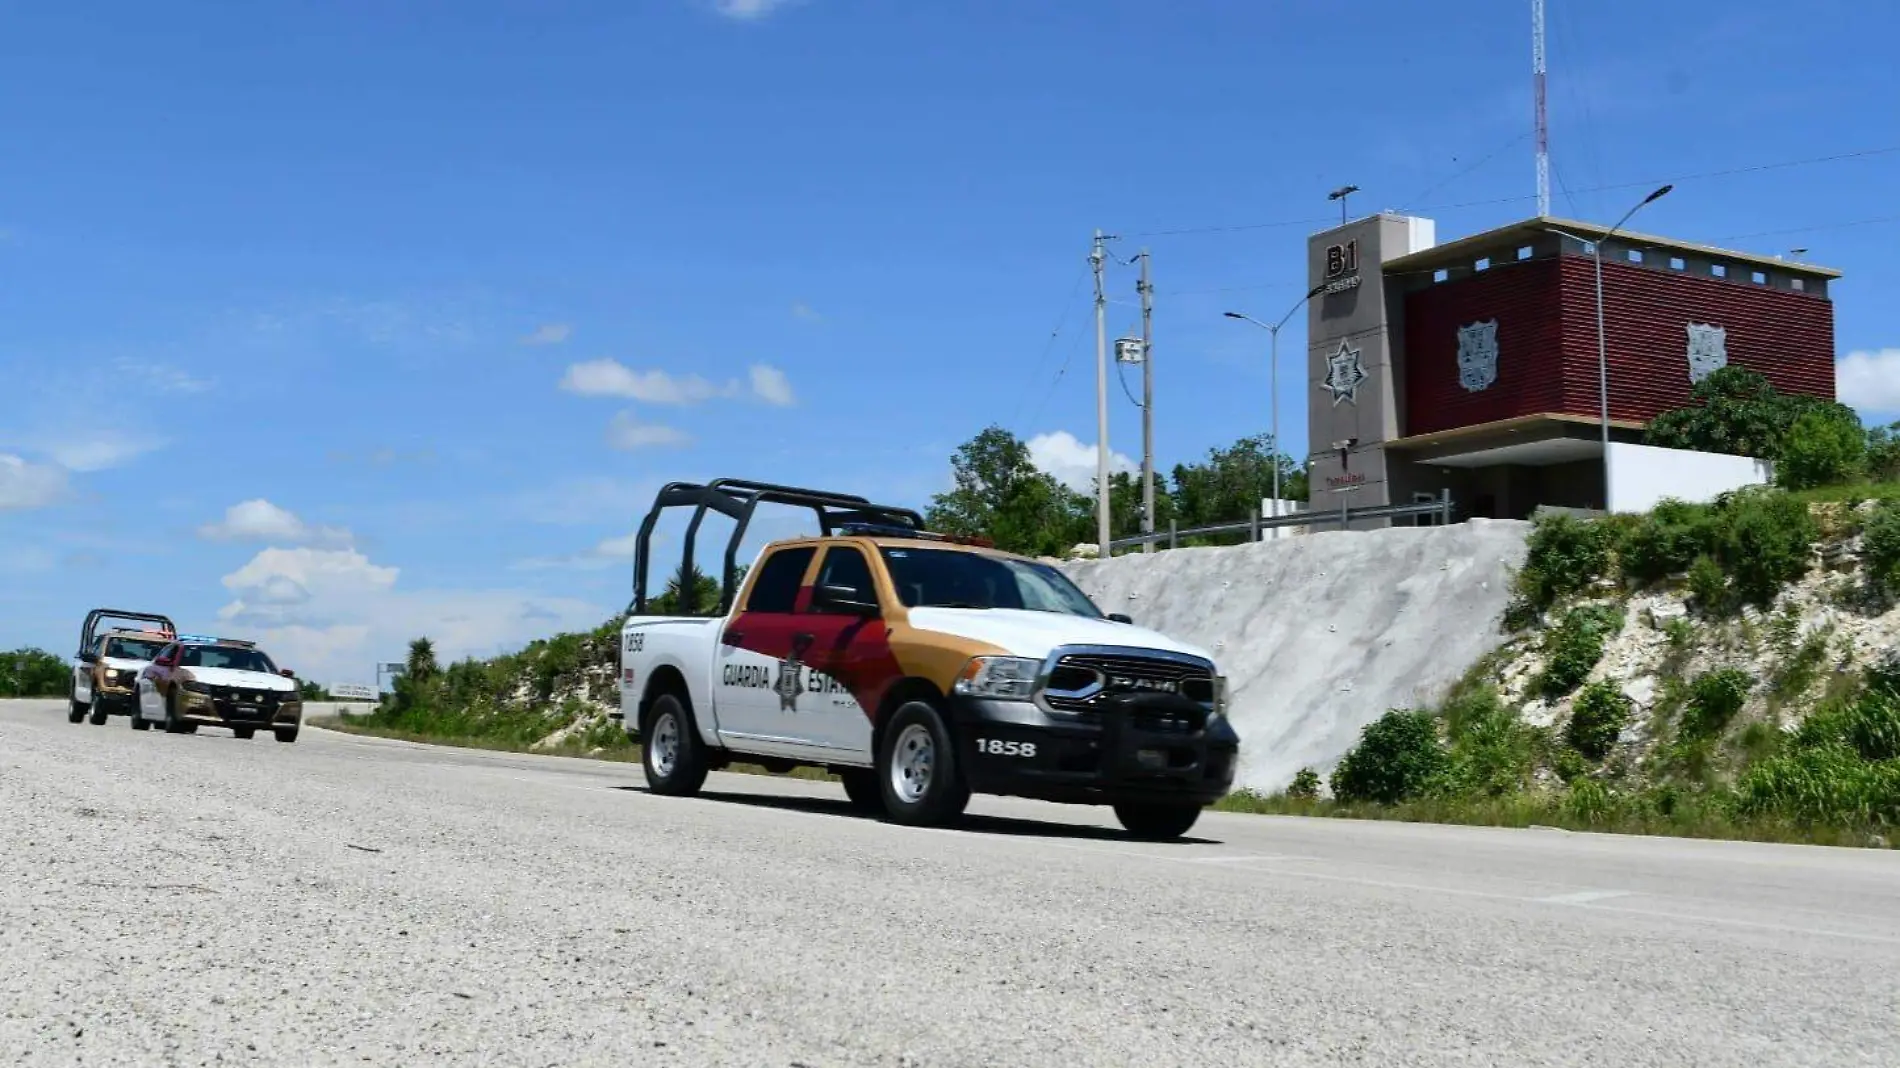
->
[177,634,256,648]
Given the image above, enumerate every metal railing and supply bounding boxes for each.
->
[1107,489,1455,553]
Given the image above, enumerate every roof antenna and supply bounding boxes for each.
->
[1533,0,1551,218]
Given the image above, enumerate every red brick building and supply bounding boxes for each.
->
[1302,214,1839,522]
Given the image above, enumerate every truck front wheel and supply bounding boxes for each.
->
[1113,801,1203,841]
[642,693,708,797]
[877,700,969,827]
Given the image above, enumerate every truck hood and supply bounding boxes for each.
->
[180,667,298,693]
[101,656,153,672]
[903,608,1217,666]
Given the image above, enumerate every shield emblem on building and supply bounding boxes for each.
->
[1455,319,1499,393]
[1686,322,1728,384]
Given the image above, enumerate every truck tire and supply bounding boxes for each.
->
[163,691,190,734]
[877,700,969,827]
[838,769,884,814]
[87,700,110,726]
[642,693,708,797]
[68,697,86,724]
[131,711,150,731]
[1113,801,1203,841]
[274,728,299,744]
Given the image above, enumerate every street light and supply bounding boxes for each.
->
[1546,183,1672,508]
[1224,281,1328,525]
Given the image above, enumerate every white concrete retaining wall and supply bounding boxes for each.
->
[1062,518,1531,794]
[1608,442,1770,514]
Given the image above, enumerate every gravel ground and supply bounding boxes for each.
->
[4,698,1899,1067]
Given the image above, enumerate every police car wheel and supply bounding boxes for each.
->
[273,728,298,743]
[642,693,708,797]
[163,691,190,734]
[838,769,884,814]
[877,700,969,826]
[130,712,150,731]
[1112,801,1203,841]
[87,701,109,726]
[67,699,86,724]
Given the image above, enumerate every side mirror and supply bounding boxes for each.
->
[77,650,98,664]
[813,583,879,617]
[1107,613,1134,624]
[279,668,296,678]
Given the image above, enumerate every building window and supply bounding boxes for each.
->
[1792,278,1806,292]
[1669,256,1685,271]
[1712,263,1728,278]
[1475,256,1491,272]
[1433,268,1449,283]
[1626,249,1644,264]
[1517,245,1533,260]
[1751,269,1767,284]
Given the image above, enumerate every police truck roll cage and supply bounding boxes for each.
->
[76,608,177,662]
[631,478,932,617]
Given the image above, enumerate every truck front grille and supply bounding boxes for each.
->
[1041,651,1215,722]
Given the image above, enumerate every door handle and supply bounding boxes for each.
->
[723,632,743,645]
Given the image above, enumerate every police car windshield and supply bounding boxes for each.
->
[879,547,1103,617]
[179,646,277,673]
[104,637,167,661]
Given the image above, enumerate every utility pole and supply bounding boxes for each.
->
[1091,230,1111,556]
[1532,0,1550,218]
[1137,249,1155,553]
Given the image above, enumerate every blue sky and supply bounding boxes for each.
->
[3,0,1896,685]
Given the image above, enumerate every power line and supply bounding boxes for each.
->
[1009,258,1091,429]
[1119,143,1900,240]
[1394,130,1531,215]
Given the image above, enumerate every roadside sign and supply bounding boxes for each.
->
[330,683,377,701]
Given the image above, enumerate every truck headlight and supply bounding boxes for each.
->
[952,656,1041,702]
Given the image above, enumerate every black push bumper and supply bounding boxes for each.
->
[90,690,139,716]
[950,692,1239,807]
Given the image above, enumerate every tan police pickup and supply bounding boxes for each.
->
[70,608,177,726]
[618,479,1239,840]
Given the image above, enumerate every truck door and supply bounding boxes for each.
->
[791,544,893,759]
[713,545,819,751]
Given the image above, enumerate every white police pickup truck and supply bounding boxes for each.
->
[617,479,1240,840]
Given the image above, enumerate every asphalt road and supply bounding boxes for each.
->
[4,698,1898,1067]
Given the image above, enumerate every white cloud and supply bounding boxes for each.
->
[522,323,572,346]
[559,359,734,404]
[112,359,213,395]
[713,0,802,19]
[749,363,796,406]
[513,531,638,572]
[508,476,664,526]
[606,412,690,450]
[198,499,353,547]
[1838,348,1900,413]
[1027,431,1137,493]
[791,302,821,322]
[38,431,164,472]
[0,454,67,511]
[215,546,602,687]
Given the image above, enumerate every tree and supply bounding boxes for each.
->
[1865,421,1900,483]
[649,561,723,615]
[926,425,1091,556]
[1169,433,1306,544]
[1645,365,1856,465]
[406,637,440,682]
[1777,406,1866,490]
[1108,470,1177,547]
[0,648,68,698]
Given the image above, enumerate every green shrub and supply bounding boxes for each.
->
[1567,681,1633,761]
[1862,501,1900,594]
[1682,668,1751,741]
[1714,491,1816,607]
[1516,513,1614,608]
[0,647,69,698]
[1777,406,1866,491]
[1287,768,1321,800]
[1535,603,1624,700]
[1438,686,1541,799]
[1329,710,1449,805]
[1731,745,1900,826]
[1616,499,1713,586]
[1687,554,1729,614]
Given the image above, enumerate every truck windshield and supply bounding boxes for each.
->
[878,547,1103,617]
[179,646,278,674]
[104,637,167,661]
